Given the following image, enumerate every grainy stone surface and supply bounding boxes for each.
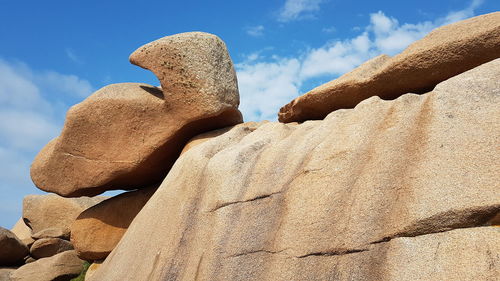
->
[22,194,106,236]
[89,59,500,280]
[279,12,500,122]
[71,186,157,260]
[10,219,33,247]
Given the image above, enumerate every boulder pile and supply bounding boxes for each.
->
[1,13,499,281]
[1,32,242,280]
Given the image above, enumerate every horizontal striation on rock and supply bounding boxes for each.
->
[89,59,500,281]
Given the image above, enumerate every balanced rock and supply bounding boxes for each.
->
[10,219,34,247]
[10,250,83,281]
[23,194,106,236]
[30,238,74,259]
[279,12,500,122]
[89,60,500,280]
[0,228,28,266]
[31,32,242,197]
[71,187,157,260]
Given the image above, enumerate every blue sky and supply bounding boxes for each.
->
[0,0,498,228]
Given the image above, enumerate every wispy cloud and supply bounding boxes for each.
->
[278,0,325,22]
[65,48,83,64]
[246,25,265,37]
[237,1,483,121]
[0,58,94,227]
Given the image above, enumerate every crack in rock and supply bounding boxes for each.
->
[209,191,282,212]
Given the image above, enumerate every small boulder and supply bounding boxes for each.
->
[22,194,106,236]
[71,186,157,260]
[0,228,28,266]
[30,238,74,259]
[31,32,242,197]
[10,250,83,281]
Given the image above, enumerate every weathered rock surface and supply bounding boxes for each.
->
[279,12,500,122]
[89,60,500,280]
[30,238,74,259]
[31,32,242,197]
[22,194,106,236]
[10,219,33,247]
[10,250,83,281]
[0,228,28,266]
[0,267,16,281]
[71,187,157,260]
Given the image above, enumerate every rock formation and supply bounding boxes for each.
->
[278,12,500,122]
[88,59,500,280]
[71,186,158,260]
[9,251,84,281]
[22,194,106,236]
[31,32,242,197]
[2,14,499,281]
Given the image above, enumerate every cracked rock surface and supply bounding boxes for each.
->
[31,32,242,197]
[89,59,499,281]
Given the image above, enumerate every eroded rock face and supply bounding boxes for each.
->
[0,228,28,266]
[22,194,106,236]
[10,251,83,281]
[89,60,500,280]
[279,12,500,122]
[30,238,74,259]
[71,187,157,260]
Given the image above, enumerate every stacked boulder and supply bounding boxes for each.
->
[1,194,105,281]
[2,32,242,281]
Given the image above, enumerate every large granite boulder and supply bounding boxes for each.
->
[31,32,242,197]
[89,59,499,280]
[279,12,500,122]
[0,228,28,266]
[10,251,83,281]
[22,194,106,236]
[71,186,157,260]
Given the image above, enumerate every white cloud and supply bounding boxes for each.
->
[237,1,482,121]
[278,0,325,22]
[65,48,83,64]
[0,58,93,227]
[246,25,265,37]
[237,58,301,121]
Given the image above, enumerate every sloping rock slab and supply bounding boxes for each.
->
[89,59,499,280]
[10,219,33,247]
[279,12,500,122]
